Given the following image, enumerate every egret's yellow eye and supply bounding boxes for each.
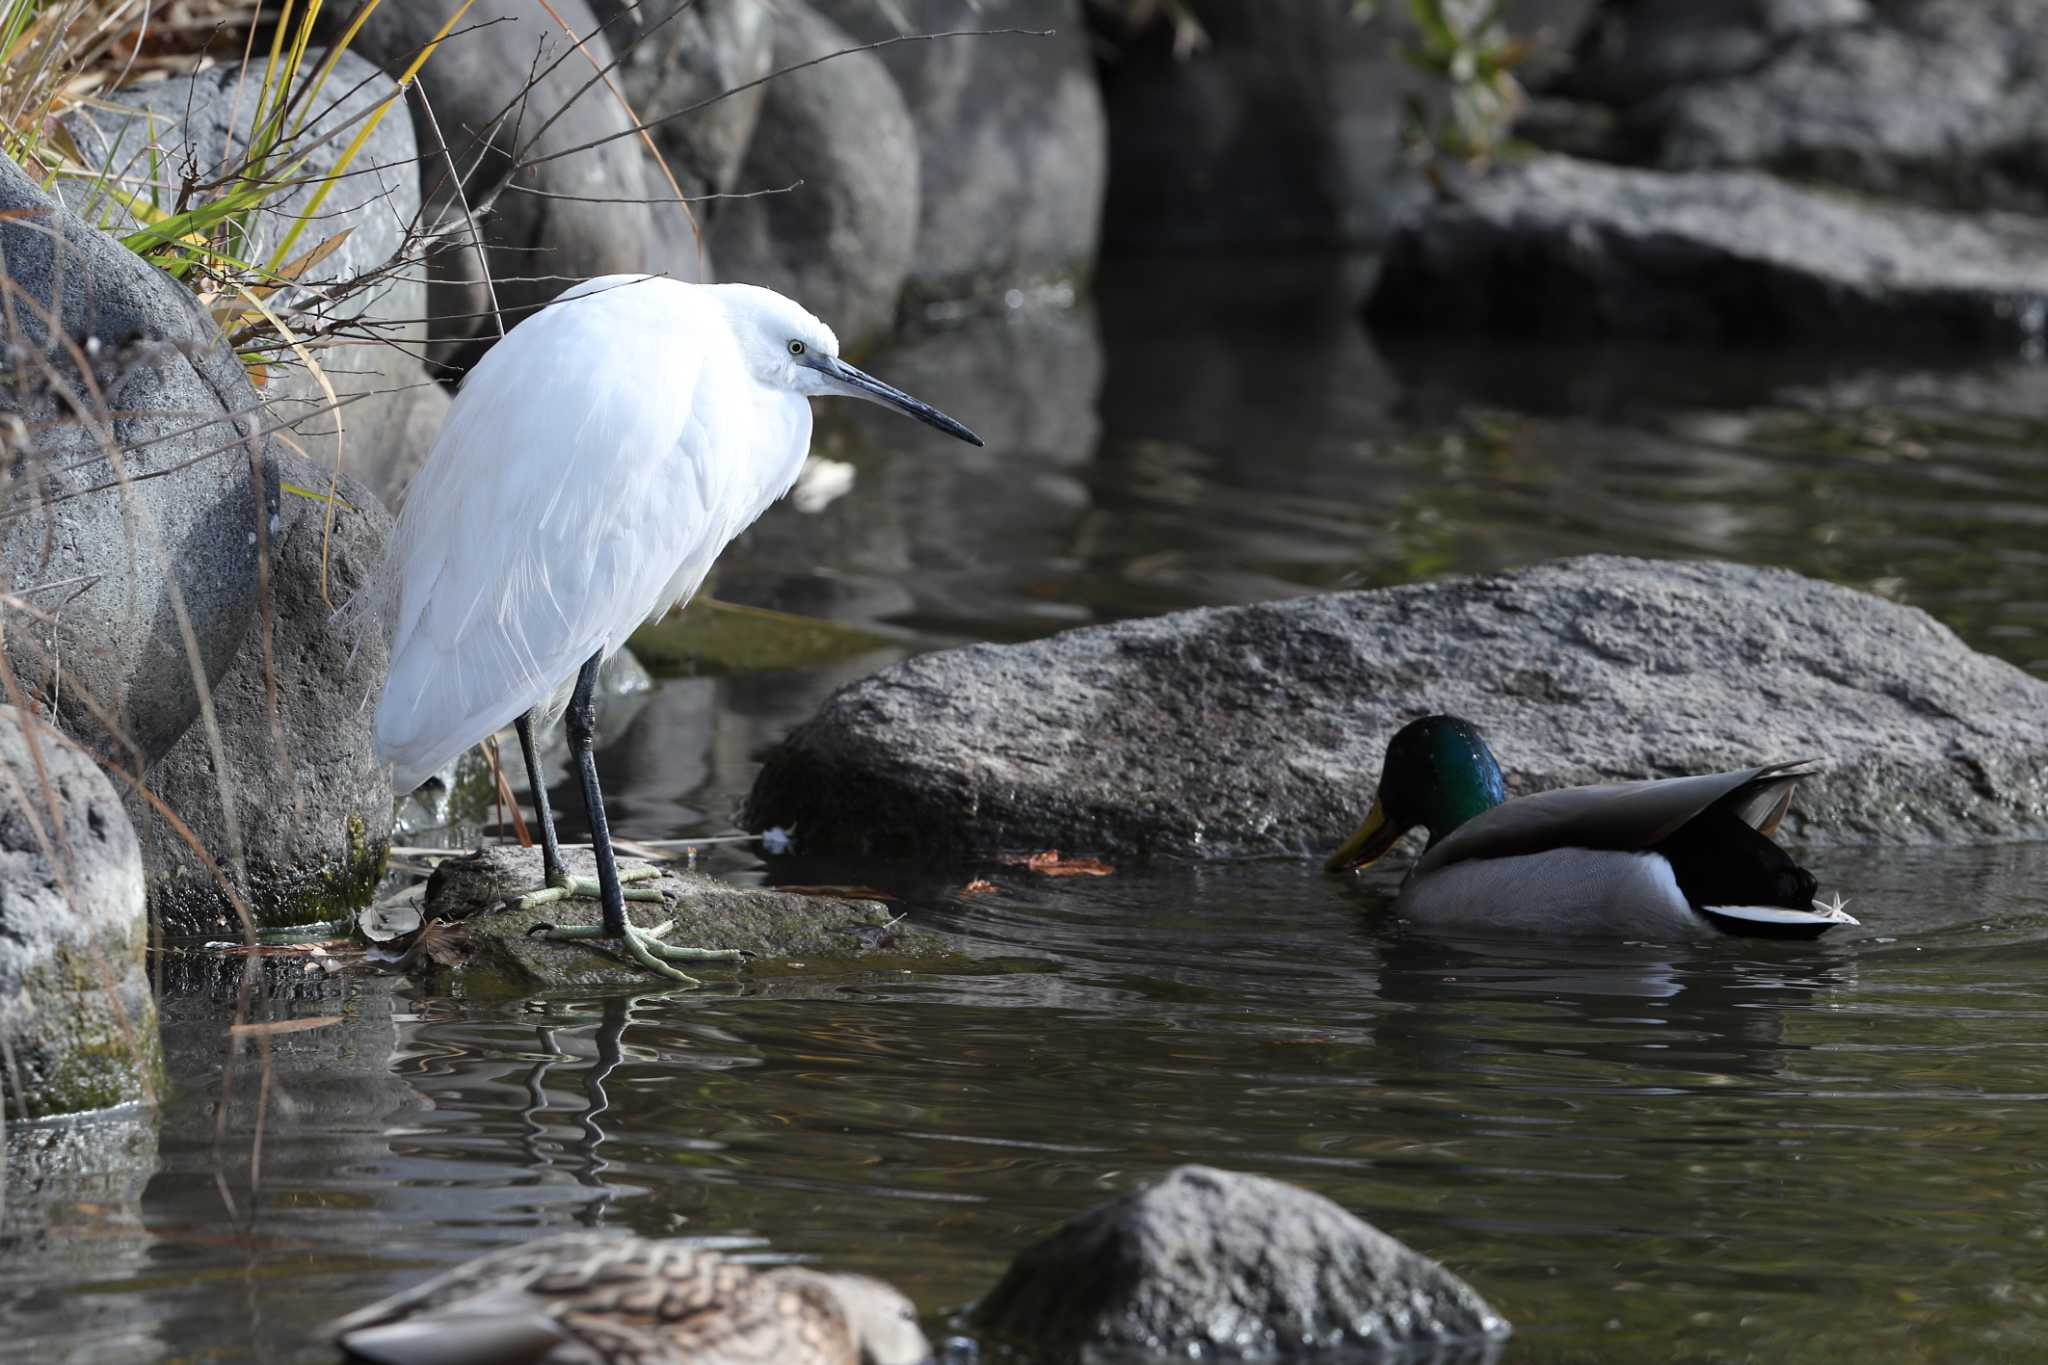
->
[788,339,806,356]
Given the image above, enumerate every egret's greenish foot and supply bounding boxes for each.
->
[506,863,664,913]
[525,918,747,985]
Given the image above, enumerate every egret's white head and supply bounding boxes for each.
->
[714,283,983,447]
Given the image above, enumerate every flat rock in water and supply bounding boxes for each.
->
[419,847,962,991]
[743,557,2048,859]
[970,1165,1508,1360]
[1366,155,2048,346]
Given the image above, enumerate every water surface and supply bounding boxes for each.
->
[7,256,2048,1363]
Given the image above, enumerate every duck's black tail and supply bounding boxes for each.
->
[1654,776,1854,939]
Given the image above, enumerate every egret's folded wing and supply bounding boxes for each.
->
[375,278,718,790]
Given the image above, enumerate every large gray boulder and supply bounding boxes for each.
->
[743,557,2048,859]
[710,1,919,350]
[1551,1,2048,214]
[814,1,1106,310]
[1366,155,2048,346]
[0,707,160,1117]
[1552,0,1870,108]
[1092,0,1593,248]
[357,376,451,510]
[971,1165,1509,1359]
[590,0,776,202]
[337,0,707,373]
[137,455,394,938]
[59,52,429,489]
[0,154,273,769]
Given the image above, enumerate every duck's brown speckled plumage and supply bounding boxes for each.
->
[329,1234,928,1365]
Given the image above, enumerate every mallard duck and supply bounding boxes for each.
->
[328,1233,930,1365]
[1325,715,1857,940]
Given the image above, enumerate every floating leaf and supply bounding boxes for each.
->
[229,1014,341,1038]
[776,884,897,902]
[1000,850,1115,877]
[960,879,997,895]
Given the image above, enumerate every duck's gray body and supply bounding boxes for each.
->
[1394,762,1856,940]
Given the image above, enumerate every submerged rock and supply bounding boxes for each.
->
[0,707,161,1118]
[2,1102,160,1354]
[417,846,960,991]
[136,455,393,938]
[0,153,272,769]
[970,1165,1509,1360]
[744,557,2048,859]
[1367,156,2048,347]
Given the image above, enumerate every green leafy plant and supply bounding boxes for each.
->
[1352,0,1528,166]
[1,1,470,373]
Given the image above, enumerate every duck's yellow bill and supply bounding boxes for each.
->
[1325,798,1398,873]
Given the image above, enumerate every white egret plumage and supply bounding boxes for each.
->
[374,275,982,980]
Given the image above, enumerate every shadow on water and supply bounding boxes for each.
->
[8,257,2048,1363]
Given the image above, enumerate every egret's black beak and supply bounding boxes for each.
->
[803,353,983,446]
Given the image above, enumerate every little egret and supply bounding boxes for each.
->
[374,276,982,981]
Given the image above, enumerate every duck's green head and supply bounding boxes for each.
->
[1325,714,1507,872]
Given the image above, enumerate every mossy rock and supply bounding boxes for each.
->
[415,846,978,992]
[1,708,163,1117]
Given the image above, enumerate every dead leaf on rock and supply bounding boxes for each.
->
[960,879,998,895]
[1000,849,1115,877]
[412,922,470,968]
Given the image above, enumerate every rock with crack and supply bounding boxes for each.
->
[970,1164,1510,1360]
[135,453,394,938]
[415,846,965,991]
[812,0,1106,312]
[587,0,776,203]
[709,1,919,352]
[1367,155,2048,347]
[0,153,275,770]
[335,0,708,375]
[744,556,2048,859]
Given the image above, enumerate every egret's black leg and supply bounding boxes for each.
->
[564,651,626,936]
[526,652,745,984]
[515,710,565,886]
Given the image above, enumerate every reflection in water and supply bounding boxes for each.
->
[23,847,2043,1364]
